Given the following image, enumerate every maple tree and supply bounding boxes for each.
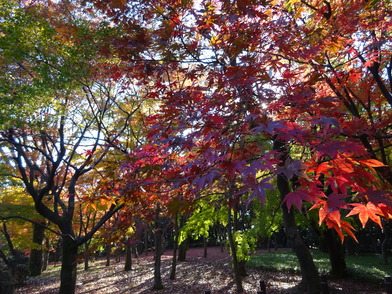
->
[0,0,391,293]
[116,143,191,289]
[88,0,392,292]
[0,1,145,293]
[0,185,38,290]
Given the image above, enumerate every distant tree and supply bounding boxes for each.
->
[0,1,140,293]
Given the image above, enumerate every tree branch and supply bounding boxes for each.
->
[0,215,62,237]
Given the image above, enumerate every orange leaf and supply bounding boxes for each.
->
[359,159,386,168]
[328,210,341,227]
[90,202,97,211]
[83,203,90,214]
[347,202,383,228]
[341,220,358,243]
[331,158,354,173]
[318,205,328,225]
[315,162,332,176]
[378,203,392,220]
[325,219,357,243]
[325,220,345,242]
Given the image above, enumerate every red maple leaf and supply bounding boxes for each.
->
[283,189,320,211]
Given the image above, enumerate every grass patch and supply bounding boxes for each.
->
[247,250,392,284]
[345,254,392,283]
[40,264,62,277]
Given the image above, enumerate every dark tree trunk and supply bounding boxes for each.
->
[233,201,247,278]
[169,239,178,280]
[105,244,111,267]
[381,221,390,265]
[124,242,132,271]
[178,215,188,261]
[115,247,121,263]
[267,235,272,252]
[238,260,247,277]
[54,240,62,263]
[178,237,188,261]
[0,224,16,294]
[323,228,347,277]
[144,229,149,256]
[170,214,179,280]
[59,236,78,294]
[227,207,244,293]
[274,139,320,294]
[219,225,226,253]
[84,242,90,271]
[153,228,164,290]
[0,265,14,294]
[28,222,46,276]
[42,237,50,272]
[281,190,320,293]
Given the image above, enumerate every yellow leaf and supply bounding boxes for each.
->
[210,35,221,46]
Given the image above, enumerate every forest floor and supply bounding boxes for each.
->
[16,247,386,294]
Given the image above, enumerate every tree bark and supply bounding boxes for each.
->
[227,207,244,293]
[124,242,132,271]
[381,221,390,265]
[42,237,50,272]
[219,225,226,253]
[84,242,90,271]
[0,223,16,294]
[105,244,111,267]
[153,228,164,290]
[177,215,188,261]
[203,236,208,258]
[274,139,320,294]
[281,190,320,293]
[59,236,78,294]
[28,221,46,276]
[323,228,347,277]
[178,237,188,261]
[170,214,179,280]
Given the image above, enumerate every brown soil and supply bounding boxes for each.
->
[16,247,386,293]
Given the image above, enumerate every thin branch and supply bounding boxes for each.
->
[78,203,125,246]
[0,215,62,237]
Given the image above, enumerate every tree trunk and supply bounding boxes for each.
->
[153,228,164,290]
[238,260,247,277]
[124,242,132,271]
[274,139,320,294]
[281,190,320,293]
[219,225,226,253]
[323,228,347,277]
[178,215,188,261]
[170,214,179,280]
[42,237,50,272]
[115,247,121,263]
[381,221,390,265]
[105,244,111,267]
[203,236,208,258]
[144,229,149,256]
[0,266,15,294]
[84,242,90,271]
[178,237,188,261]
[227,207,244,293]
[59,236,78,294]
[28,222,46,276]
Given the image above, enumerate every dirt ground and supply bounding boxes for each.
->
[16,247,386,293]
